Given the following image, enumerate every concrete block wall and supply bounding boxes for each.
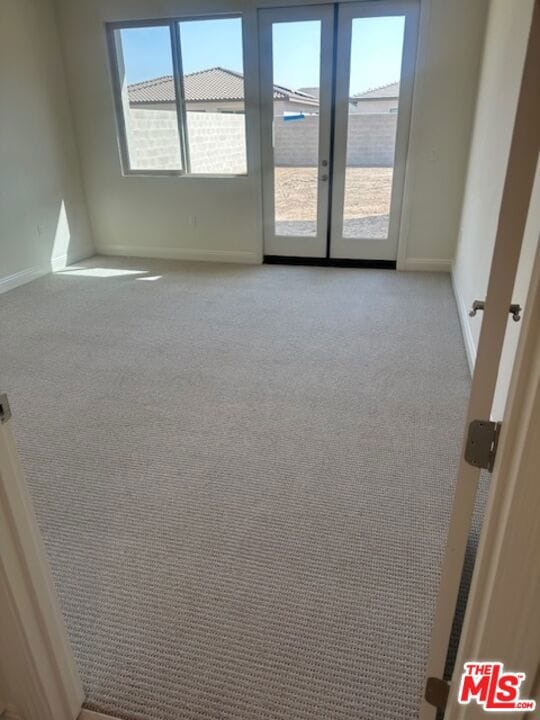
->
[127,108,246,174]
[128,108,182,171]
[346,114,398,166]
[273,113,398,167]
[186,112,246,174]
[126,108,397,171]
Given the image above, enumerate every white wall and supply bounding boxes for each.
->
[397,0,490,271]
[54,0,262,265]
[452,0,538,417]
[53,0,489,267]
[0,0,93,293]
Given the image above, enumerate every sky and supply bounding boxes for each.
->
[120,15,404,96]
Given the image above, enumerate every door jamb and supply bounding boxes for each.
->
[421,1,540,716]
[0,420,84,720]
[444,174,540,719]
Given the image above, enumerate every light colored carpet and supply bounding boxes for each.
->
[0,257,471,720]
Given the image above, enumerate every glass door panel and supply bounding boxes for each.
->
[330,1,418,262]
[342,16,405,241]
[259,6,335,258]
[259,1,418,262]
[272,21,321,238]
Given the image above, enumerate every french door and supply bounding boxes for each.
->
[259,1,419,262]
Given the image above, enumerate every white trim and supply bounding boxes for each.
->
[0,247,95,295]
[95,244,260,264]
[51,254,72,272]
[0,422,84,720]
[451,268,476,374]
[401,257,452,272]
[330,0,419,262]
[0,266,49,295]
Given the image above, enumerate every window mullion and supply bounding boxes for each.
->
[170,22,191,174]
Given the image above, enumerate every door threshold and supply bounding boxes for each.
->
[264,255,397,269]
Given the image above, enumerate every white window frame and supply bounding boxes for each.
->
[106,14,249,178]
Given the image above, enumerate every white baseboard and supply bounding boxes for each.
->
[0,266,49,295]
[50,253,71,272]
[50,244,95,272]
[0,247,96,295]
[401,257,453,272]
[451,268,476,374]
[96,244,260,265]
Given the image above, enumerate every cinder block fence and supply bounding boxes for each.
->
[127,108,397,171]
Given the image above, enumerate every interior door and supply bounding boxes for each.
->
[330,0,418,261]
[421,4,540,717]
[0,398,84,720]
[259,5,334,258]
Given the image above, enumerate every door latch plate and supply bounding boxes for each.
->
[465,419,502,472]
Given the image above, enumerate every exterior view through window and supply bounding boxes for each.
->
[272,20,322,237]
[109,16,247,175]
[342,16,405,239]
[260,7,410,260]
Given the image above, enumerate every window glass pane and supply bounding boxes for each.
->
[114,26,182,172]
[178,18,247,175]
[271,21,321,237]
[342,16,405,239]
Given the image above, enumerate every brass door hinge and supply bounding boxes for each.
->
[465,419,502,472]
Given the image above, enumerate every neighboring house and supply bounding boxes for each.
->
[128,66,319,115]
[350,81,400,114]
[297,86,320,98]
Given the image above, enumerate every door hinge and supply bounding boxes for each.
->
[469,299,522,322]
[465,419,502,472]
[425,676,450,710]
[0,393,12,424]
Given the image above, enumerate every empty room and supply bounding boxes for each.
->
[1,1,539,720]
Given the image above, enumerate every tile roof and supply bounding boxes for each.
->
[128,67,318,105]
[352,81,400,100]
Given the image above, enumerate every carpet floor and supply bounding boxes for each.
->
[1,257,472,720]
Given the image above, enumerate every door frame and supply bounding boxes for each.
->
[421,1,540,717]
[0,416,83,720]
[259,0,419,263]
[445,195,540,718]
[329,0,419,261]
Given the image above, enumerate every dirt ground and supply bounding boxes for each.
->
[274,166,393,238]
